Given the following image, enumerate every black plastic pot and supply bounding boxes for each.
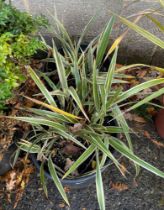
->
[31,153,113,189]
[0,143,17,176]
[0,129,24,176]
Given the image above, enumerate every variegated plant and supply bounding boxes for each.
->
[14,15,164,210]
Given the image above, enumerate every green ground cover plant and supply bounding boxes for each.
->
[0,0,47,110]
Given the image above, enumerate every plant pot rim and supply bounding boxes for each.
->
[30,152,115,187]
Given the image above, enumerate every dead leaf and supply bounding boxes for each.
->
[132,115,146,123]
[64,186,70,193]
[64,158,79,176]
[144,131,151,139]
[0,153,3,162]
[64,158,74,172]
[116,64,123,69]
[4,170,17,203]
[13,164,34,209]
[62,143,81,156]
[137,88,152,100]
[58,203,65,208]
[0,157,34,208]
[130,79,139,86]
[151,139,164,148]
[6,171,16,192]
[111,182,128,192]
[69,123,83,132]
[144,131,164,148]
[146,107,157,116]
[124,113,146,123]
[120,162,128,177]
[137,70,147,78]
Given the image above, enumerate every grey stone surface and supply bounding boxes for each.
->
[11,0,164,66]
[11,0,122,36]
[119,0,164,66]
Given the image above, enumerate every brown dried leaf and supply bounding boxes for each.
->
[151,139,164,148]
[132,115,146,123]
[130,79,139,86]
[137,70,147,78]
[120,162,128,177]
[116,64,123,69]
[111,182,128,192]
[64,186,70,193]
[62,143,81,156]
[13,189,24,209]
[146,107,157,116]
[124,113,146,123]
[64,158,74,172]
[6,171,16,192]
[0,153,3,161]
[58,203,65,208]
[144,131,164,148]
[69,123,83,133]
[137,88,152,100]
[12,157,34,209]
[13,166,34,209]
[144,131,151,139]
[64,158,79,176]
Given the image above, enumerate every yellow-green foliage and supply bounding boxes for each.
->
[0,0,47,109]
[0,33,44,108]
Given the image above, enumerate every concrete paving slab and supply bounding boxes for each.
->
[11,0,164,66]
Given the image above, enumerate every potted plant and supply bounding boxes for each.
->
[0,0,47,175]
[13,16,164,210]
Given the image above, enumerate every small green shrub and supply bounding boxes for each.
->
[0,0,47,110]
[0,33,44,106]
[0,0,47,35]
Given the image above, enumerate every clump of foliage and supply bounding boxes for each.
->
[0,0,47,109]
[15,15,164,209]
[0,0,47,34]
